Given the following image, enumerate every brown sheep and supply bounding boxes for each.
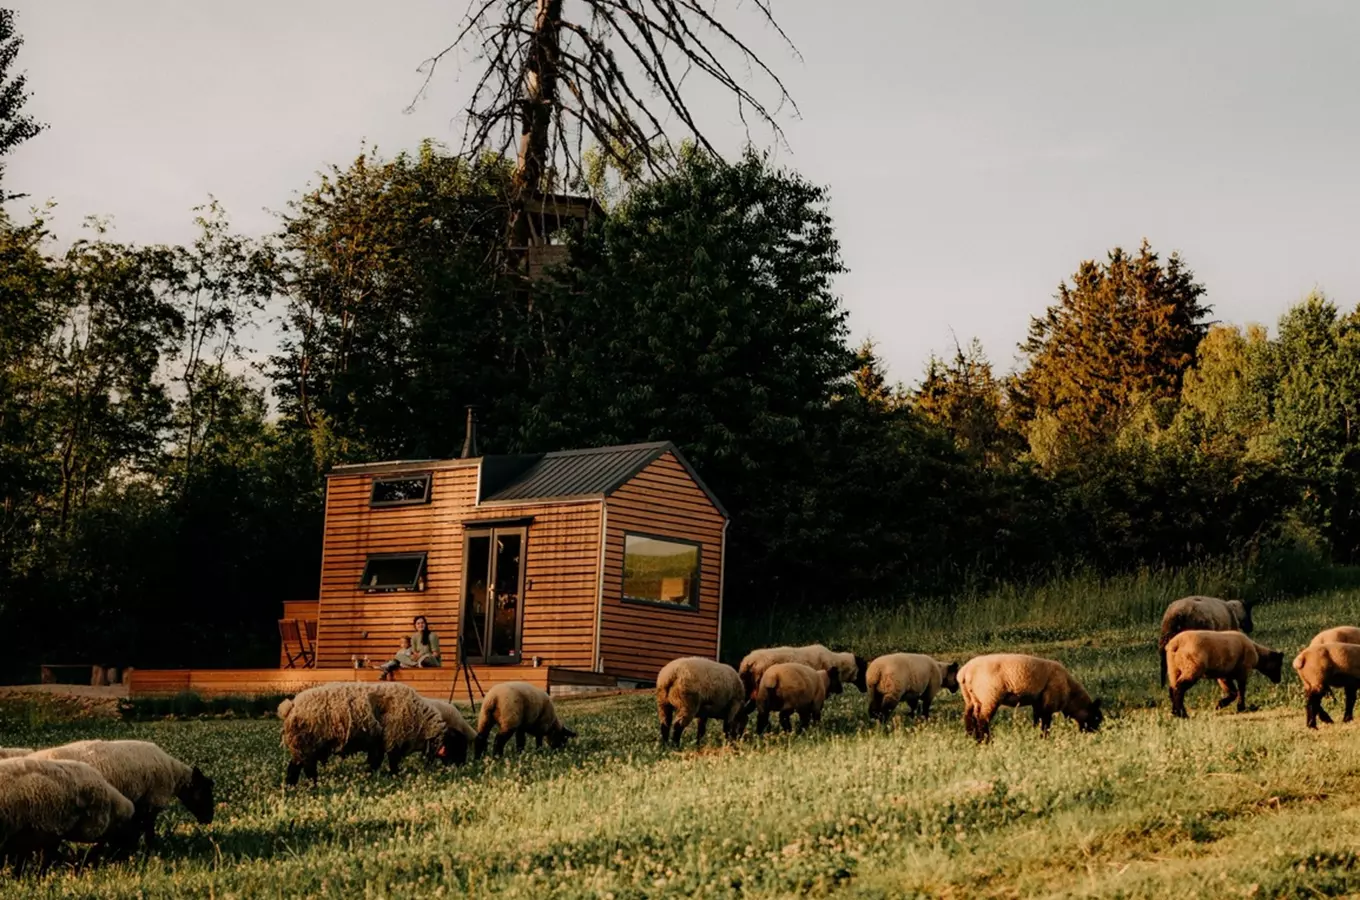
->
[1158,595,1253,686]
[1293,642,1360,728]
[737,645,867,698]
[474,682,577,758]
[655,657,750,748]
[754,662,840,734]
[865,653,960,723]
[1164,630,1283,718]
[1308,626,1360,648]
[957,654,1103,742]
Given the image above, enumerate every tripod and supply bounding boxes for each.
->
[447,616,486,712]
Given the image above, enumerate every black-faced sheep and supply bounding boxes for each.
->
[474,682,577,758]
[426,698,477,765]
[655,656,751,748]
[958,653,1103,742]
[866,653,960,723]
[1164,630,1283,718]
[1309,626,1360,648]
[754,662,839,734]
[1293,642,1360,728]
[0,757,135,871]
[738,644,868,698]
[29,740,214,849]
[1158,595,1253,686]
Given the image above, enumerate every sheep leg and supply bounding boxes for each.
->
[905,696,920,718]
[142,808,160,849]
[670,714,691,746]
[304,758,320,785]
[695,717,709,746]
[659,703,674,745]
[1307,692,1328,728]
[493,730,514,757]
[867,688,884,723]
[779,710,793,733]
[963,703,977,739]
[1216,678,1238,710]
[387,749,407,776]
[515,730,528,752]
[1235,675,1249,713]
[920,695,933,718]
[474,730,491,760]
[535,733,544,747]
[1170,685,1188,718]
[878,697,899,724]
[1345,686,1357,723]
[756,709,771,735]
[972,711,992,743]
[286,760,303,786]
[366,745,385,774]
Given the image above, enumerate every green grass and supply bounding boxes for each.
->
[6,583,1360,898]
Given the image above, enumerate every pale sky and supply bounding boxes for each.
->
[8,1,1360,384]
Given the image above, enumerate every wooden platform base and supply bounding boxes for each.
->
[126,664,618,702]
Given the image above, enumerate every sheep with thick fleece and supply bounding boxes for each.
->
[866,653,960,723]
[958,654,1103,742]
[0,748,33,760]
[0,757,135,868]
[426,698,476,765]
[29,740,214,848]
[1293,642,1360,728]
[655,657,750,748]
[738,644,868,698]
[1309,626,1360,647]
[475,682,577,758]
[1164,630,1283,718]
[1158,595,1253,686]
[754,662,839,734]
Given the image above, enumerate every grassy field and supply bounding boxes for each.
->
[5,581,1360,898]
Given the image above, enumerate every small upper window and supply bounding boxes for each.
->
[370,473,432,507]
[359,553,427,592]
[622,533,700,610]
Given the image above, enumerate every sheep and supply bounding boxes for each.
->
[958,654,1103,742]
[754,662,840,734]
[1309,626,1360,648]
[865,653,960,723]
[738,644,868,698]
[425,698,477,765]
[1158,595,1253,686]
[474,682,577,758]
[0,748,33,760]
[0,757,135,872]
[28,740,214,849]
[1293,642,1360,728]
[655,657,751,748]
[1164,630,1284,718]
[279,681,448,785]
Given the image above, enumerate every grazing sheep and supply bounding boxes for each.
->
[1309,626,1360,648]
[738,644,868,698]
[655,657,751,748]
[28,740,214,849]
[1164,630,1283,718]
[1158,595,1253,686]
[958,654,1103,742]
[474,682,577,758]
[1293,642,1360,728]
[754,662,839,734]
[426,698,477,765]
[0,757,135,871]
[0,748,33,760]
[866,653,960,723]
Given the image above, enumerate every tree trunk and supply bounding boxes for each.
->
[508,0,564,257]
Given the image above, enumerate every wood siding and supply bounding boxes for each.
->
[598,452,725,682]
[127,664,554,702]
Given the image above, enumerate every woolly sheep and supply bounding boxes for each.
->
[738,644,868,698]
[655,657,751,748]
[958,654,1103,742]
[0,757,135,871]
[29,740,214,849]
[279,682,447,785]
[754,662,839,734]
[425,698,477,765]
[1293,642,1360,728]
[1158,595,1253,686]
[1164,630,1283,718]
[474,682,577,758]
[0,748,33,760]
[1308,626,1360,648]
[865,653,960,723]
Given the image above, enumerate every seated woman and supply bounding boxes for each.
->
[377,615,442,679]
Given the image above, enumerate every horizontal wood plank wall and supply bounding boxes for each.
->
[127,665,551,701]
[599,452,725,682]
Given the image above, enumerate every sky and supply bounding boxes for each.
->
[7,0,1360,384]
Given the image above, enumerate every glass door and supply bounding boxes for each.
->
[460,527,526,664]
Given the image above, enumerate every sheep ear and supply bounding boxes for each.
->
[1092,698,1103,711]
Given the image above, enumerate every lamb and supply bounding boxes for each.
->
[279,681,448,785]
[1164,630,1284,718]
[425,698,477,765]
[655,657,751,748]
[28,740,214,849]
[865,653,960,723]
[1158,595,1253,686]
[1308,626,1360,647]
[958,653,1103,742]
[754,662,840,734]
[1293,642,1360,728]
[0,748,33,760]
[474,682,577,758]
[0,757,135,871]
[738,644,868,698]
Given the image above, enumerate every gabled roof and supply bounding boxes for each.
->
[479,441,728,518]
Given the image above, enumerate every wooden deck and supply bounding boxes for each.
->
[126,664,618,702]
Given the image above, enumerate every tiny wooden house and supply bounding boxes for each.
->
[316,441,728,684]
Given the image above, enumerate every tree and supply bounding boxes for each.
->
[1172,323,1275,460]
[0,9,46,200]
[915,338,1023,468]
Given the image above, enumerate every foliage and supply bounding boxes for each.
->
[0,8,45,200]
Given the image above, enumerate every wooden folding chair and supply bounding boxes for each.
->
[302,619,318,667]
[279,619,310,669]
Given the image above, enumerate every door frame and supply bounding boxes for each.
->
[459,525,528,665]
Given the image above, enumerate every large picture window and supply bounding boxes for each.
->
[358,552,427,592]
[370,473,432,507]
[622,533,700,610]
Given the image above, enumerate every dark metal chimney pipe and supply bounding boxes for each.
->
[460,405,479,458]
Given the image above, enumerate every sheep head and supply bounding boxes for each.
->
[179,766,216,824]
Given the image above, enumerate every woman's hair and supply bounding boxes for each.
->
[413,615,429,632]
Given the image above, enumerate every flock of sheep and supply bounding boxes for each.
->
[6,593,1360,874]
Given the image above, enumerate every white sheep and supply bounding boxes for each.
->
[754,662,839,734]
[958,653,1103,742]
[865,653,960,723]
[474,682,577,758]
[0,757,135,871]
[28,740,214,849]
[425,698,477,765]
[738,644,868,698]
[1293,642,1360,728]
[655,657,751,748]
